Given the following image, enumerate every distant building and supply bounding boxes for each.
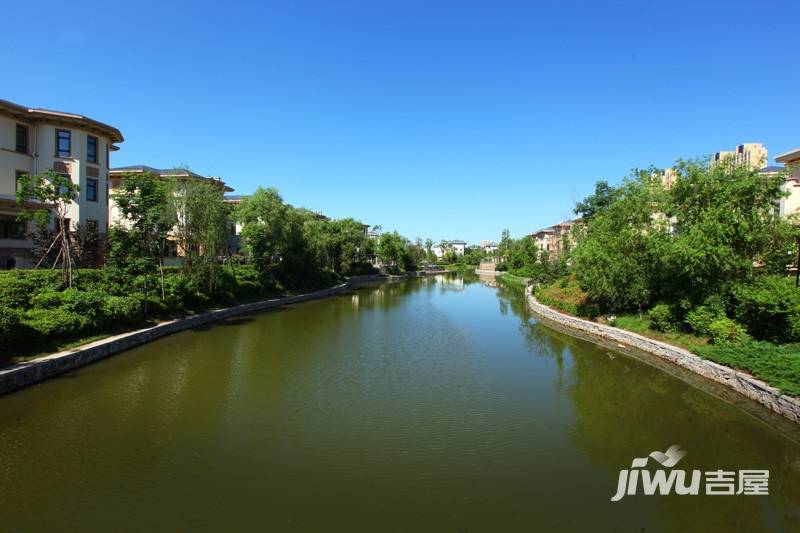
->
[710,143,768,170]
[532,219,580,259]
[109,165,233,264]
[659,167,678,189]
[432,239,466,259]
[773,148,800,219]
[480,241,498,254]
[0,98,124,269]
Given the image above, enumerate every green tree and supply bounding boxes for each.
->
[170,178,229,295]
[107,172,175,307]
[572,171,671,311]
[73,222,104,268]
[665,160,791,301]
[16,169,80,286]
[378,231,417,272]
[235,187,289,283]
[574,180,618,221]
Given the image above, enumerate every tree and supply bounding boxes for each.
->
[665,159,791,301]
[378,231,417,272]
[73,222,104,268]
[107,172,175,308]
[574,180,618,221]
[16,169,80,286]
[571,171,671,311]
[169,178,229,295]
[235,187,289,282]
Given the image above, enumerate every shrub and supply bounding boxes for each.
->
[684,295,726,336]
[707,317,748,345]
[23,308,85,337]
[346,262,379,276]
[536,277,600,318]
[0,270,62,308]
[495,263,508,272]
[731,276,800,343]
[0,306,22,351]
[648,303,678,333]
[30,290,65,309]
[103,296,144,324]
[58,289,106,328]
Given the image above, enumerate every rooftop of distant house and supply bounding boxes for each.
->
[0,98,124,144]
[776,148,800,163]
[110,165,233,192]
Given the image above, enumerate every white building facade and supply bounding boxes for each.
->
[0,99,123,268]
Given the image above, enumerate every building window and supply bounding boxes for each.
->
[0,216,26,240]
[106,145,110,167]
[56,129,71,157]
[15,124,28,153]
[86,178,98,202]
[87,135,98,163]
[15,170,27,192]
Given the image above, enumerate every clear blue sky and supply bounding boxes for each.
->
[4,0,798,244]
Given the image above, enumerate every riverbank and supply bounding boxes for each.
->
[0,271,439,396]
[524,288,800,424]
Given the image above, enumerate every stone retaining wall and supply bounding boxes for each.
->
[525,289,800,424]
[0,271,436,396]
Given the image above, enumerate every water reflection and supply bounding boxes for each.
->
[484,274,800,532]
[0,274,797,532]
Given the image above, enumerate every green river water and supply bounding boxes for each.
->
[0,274,798,532]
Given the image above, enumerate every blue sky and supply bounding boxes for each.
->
[4,0,798,243]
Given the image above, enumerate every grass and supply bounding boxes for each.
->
[611,314,800,396]
[497,273,529,287]
[443,263,473,272]
[532,276,800,397]
[695,341,800,397]
[611,314,709,351]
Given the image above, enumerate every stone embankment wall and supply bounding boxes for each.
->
[525,288,800,424]
[0,271,436,396]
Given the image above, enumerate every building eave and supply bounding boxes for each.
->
[775,148,800,164]
[0,98,124,143]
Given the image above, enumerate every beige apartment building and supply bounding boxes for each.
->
[532,219,580,259]
[773,148,800,219]
[0,99,123,268]
[710,142,768,170]
[109,165,233,264]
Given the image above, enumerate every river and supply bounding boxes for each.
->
[0,274,798,532]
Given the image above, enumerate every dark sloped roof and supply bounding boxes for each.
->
[759,165,784,173]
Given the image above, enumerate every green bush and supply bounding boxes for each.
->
[103,296,144,324]
[707,317,748,345]
[535,277,600,318]
[648,303,678,333]
[23,308,85,337]
[0,270,62,308]
[0,306,22,351]
[346,262,379,276]
[58,289,106,327]
[30,290,65,309]
[684,295,726,336]
[731,276,800,343]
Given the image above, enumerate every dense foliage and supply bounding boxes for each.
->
[569,160,799,342]
[3,172,428,360]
